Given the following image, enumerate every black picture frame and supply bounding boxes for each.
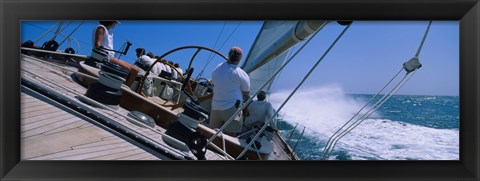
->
[1,0,479,180]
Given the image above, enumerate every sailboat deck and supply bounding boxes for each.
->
[21,89,161,160]
[20,54,224,160]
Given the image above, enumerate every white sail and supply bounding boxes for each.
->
[242,20,325,94]
[248,50,290,95]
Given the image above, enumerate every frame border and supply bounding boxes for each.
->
[1,0,479,180]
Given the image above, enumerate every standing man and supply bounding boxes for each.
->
[93,20,139,86]
[210,46,250,137]
[243,90,277,131]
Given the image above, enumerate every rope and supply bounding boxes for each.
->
[319,67,403,158]
[28,21,89,55]
[50,21,63,41]
[196,22,227,79]
[320,21,432,160]
[116,41,128,59]
[287,123,299,143]
[205,21,329,151]
[197,22,242,79]
[320,69,416,160]
[50,21,73,41]
[292,127,306,152]
[415,21,432,57]
[58,21,85,47]
[236,22,351,159]
[33,21,61,43]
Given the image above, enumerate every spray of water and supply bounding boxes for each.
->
[269,85,459,160]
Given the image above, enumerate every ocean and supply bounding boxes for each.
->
[270,87,459,160]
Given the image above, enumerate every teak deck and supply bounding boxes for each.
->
[20,55,223,160]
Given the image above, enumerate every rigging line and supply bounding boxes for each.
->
[33,21,62,43]
[270,47,298,92]
[196,21,227,79]
[69,37,81,53]
[236,23,351,159]
[321,76,414,160]
[292,127,306,153]
[26,22,92,51]
[206,21,329,150]
[58,21,85,47]
[321,73,411,159]
[415,21,433,57]
[208,22,227,61]
[321,22,431,159]
[116,42,127,59]
[287,123,299,143]
[321,70,418,160]
[51,21,73,41]
[50,21,64,40]
[197,21,243,78]
[320,67,404,158]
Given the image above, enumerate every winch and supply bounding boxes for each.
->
[84,62,128,107]
[164,99,209,160]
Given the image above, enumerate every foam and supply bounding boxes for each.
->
[270,85,459,160]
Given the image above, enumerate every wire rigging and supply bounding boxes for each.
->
[197,21,243,79]
[236,22,351,159]
[196,22,227,79]
[320,21,433,160]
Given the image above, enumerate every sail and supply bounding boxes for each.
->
[242,20,326,94]
[248,50,290,95]
[242,20,326,74]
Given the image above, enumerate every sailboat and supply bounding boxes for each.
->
[20,20,435,160]
[20,20,335,160]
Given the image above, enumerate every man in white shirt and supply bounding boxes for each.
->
[169,61,178,80]
[210,46,250,137]
[243,90,277,131]
[161,59,172,74]
[174,63,183,81]
[134,48,162,76]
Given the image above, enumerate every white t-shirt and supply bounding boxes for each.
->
[92,25,114,58]
[171,67,178,79]
[157,63,167,75]
[164,63,172,73]
[177,67,183,76]
[244,100,275,128]
[211,62,250,110]
[138,55,162,75]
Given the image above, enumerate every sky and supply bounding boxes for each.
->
[21,20,459,96]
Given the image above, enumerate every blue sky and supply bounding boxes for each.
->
[21,20,459,96]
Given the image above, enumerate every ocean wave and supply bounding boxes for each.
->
[270,85,459,160]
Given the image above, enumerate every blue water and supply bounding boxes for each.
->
[271,91,459,160]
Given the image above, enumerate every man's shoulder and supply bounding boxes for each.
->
[235,67,249,77]
[213,62,224,69]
